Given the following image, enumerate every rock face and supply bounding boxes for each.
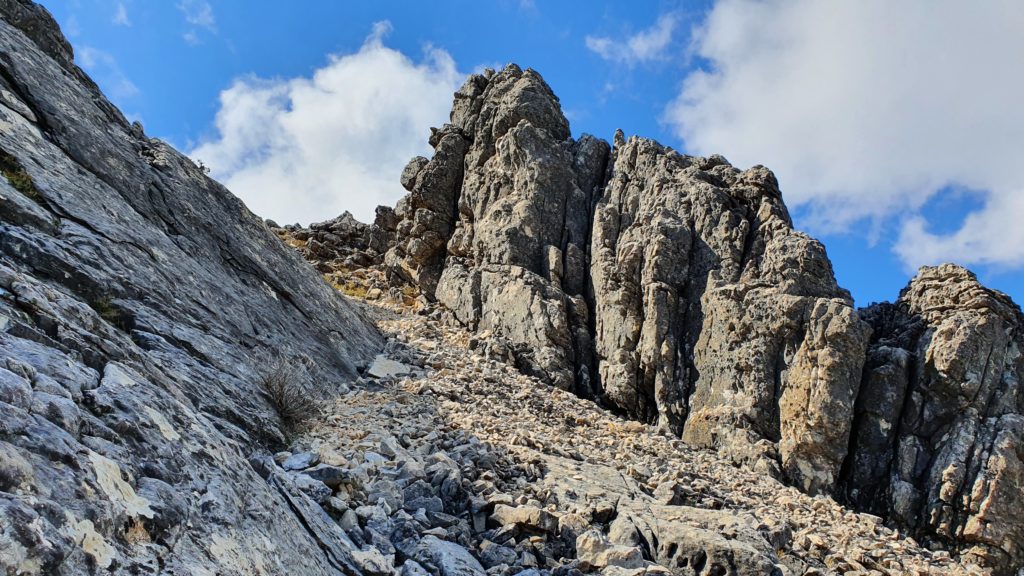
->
[0,3,382,574]
[388,66,608,393]
[352,65,1023,572]
[592,137,871,496]
[843,264,1024,570]
[382,66,872,496]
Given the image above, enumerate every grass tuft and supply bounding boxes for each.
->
[330,279,369,299]
[0,149,42,202]
[259,356,324,437]
[90,296,133,331]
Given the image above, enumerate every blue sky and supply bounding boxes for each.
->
[46,1,1024,306]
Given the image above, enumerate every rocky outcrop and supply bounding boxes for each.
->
[359,65,1024,573]
[592,137,870,495]
[0,3,382,574]
[842,264,1024,571]
[390,66,610,394]
[381,66,871,496]
[274,208,397,272]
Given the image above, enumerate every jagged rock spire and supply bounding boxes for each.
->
[385,63,872,495]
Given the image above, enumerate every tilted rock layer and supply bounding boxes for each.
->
[326,66,1023,572]
[0,2,382,574]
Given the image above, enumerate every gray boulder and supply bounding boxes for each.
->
[412,535,486,576]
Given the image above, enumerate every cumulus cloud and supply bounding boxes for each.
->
[668,0,1024,270]
[586,13,677,66]
[190,21,462,225]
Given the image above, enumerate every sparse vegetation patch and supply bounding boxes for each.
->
[259,355,325,437]
[0,148,42,202]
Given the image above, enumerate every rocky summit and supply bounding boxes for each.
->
[1,2,1021,575]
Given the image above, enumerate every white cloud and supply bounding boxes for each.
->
[667,0,1024,271]
[586,14,677,66]
[190,21,462,226]
[77,46,139,100]
[178,0,215,29]
[178,0,215,44]
[113,3,131,26]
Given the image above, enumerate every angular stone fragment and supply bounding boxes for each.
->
[489,504,558,533]
[413,535,486,576]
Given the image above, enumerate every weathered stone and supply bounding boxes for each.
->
[402,559,432,576]
[413,535,486,576]
[0,5,381,574]
[282,451,319,471]
[0,367,31,409]
[489,504,558,533]
[302,463,352,488]
[368,355,416,379]
[291,473,333,504]
[575,530,646,570]
[843,264,1024,572]
[478,540,518,568]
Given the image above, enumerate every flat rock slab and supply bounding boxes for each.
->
[367,355,415,378]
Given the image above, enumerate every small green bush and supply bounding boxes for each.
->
[0,149,41,202]
[90,296,133,331]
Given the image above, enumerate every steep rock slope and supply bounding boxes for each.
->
[0,2,381,574]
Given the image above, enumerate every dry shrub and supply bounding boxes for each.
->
[259,355,324,436]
